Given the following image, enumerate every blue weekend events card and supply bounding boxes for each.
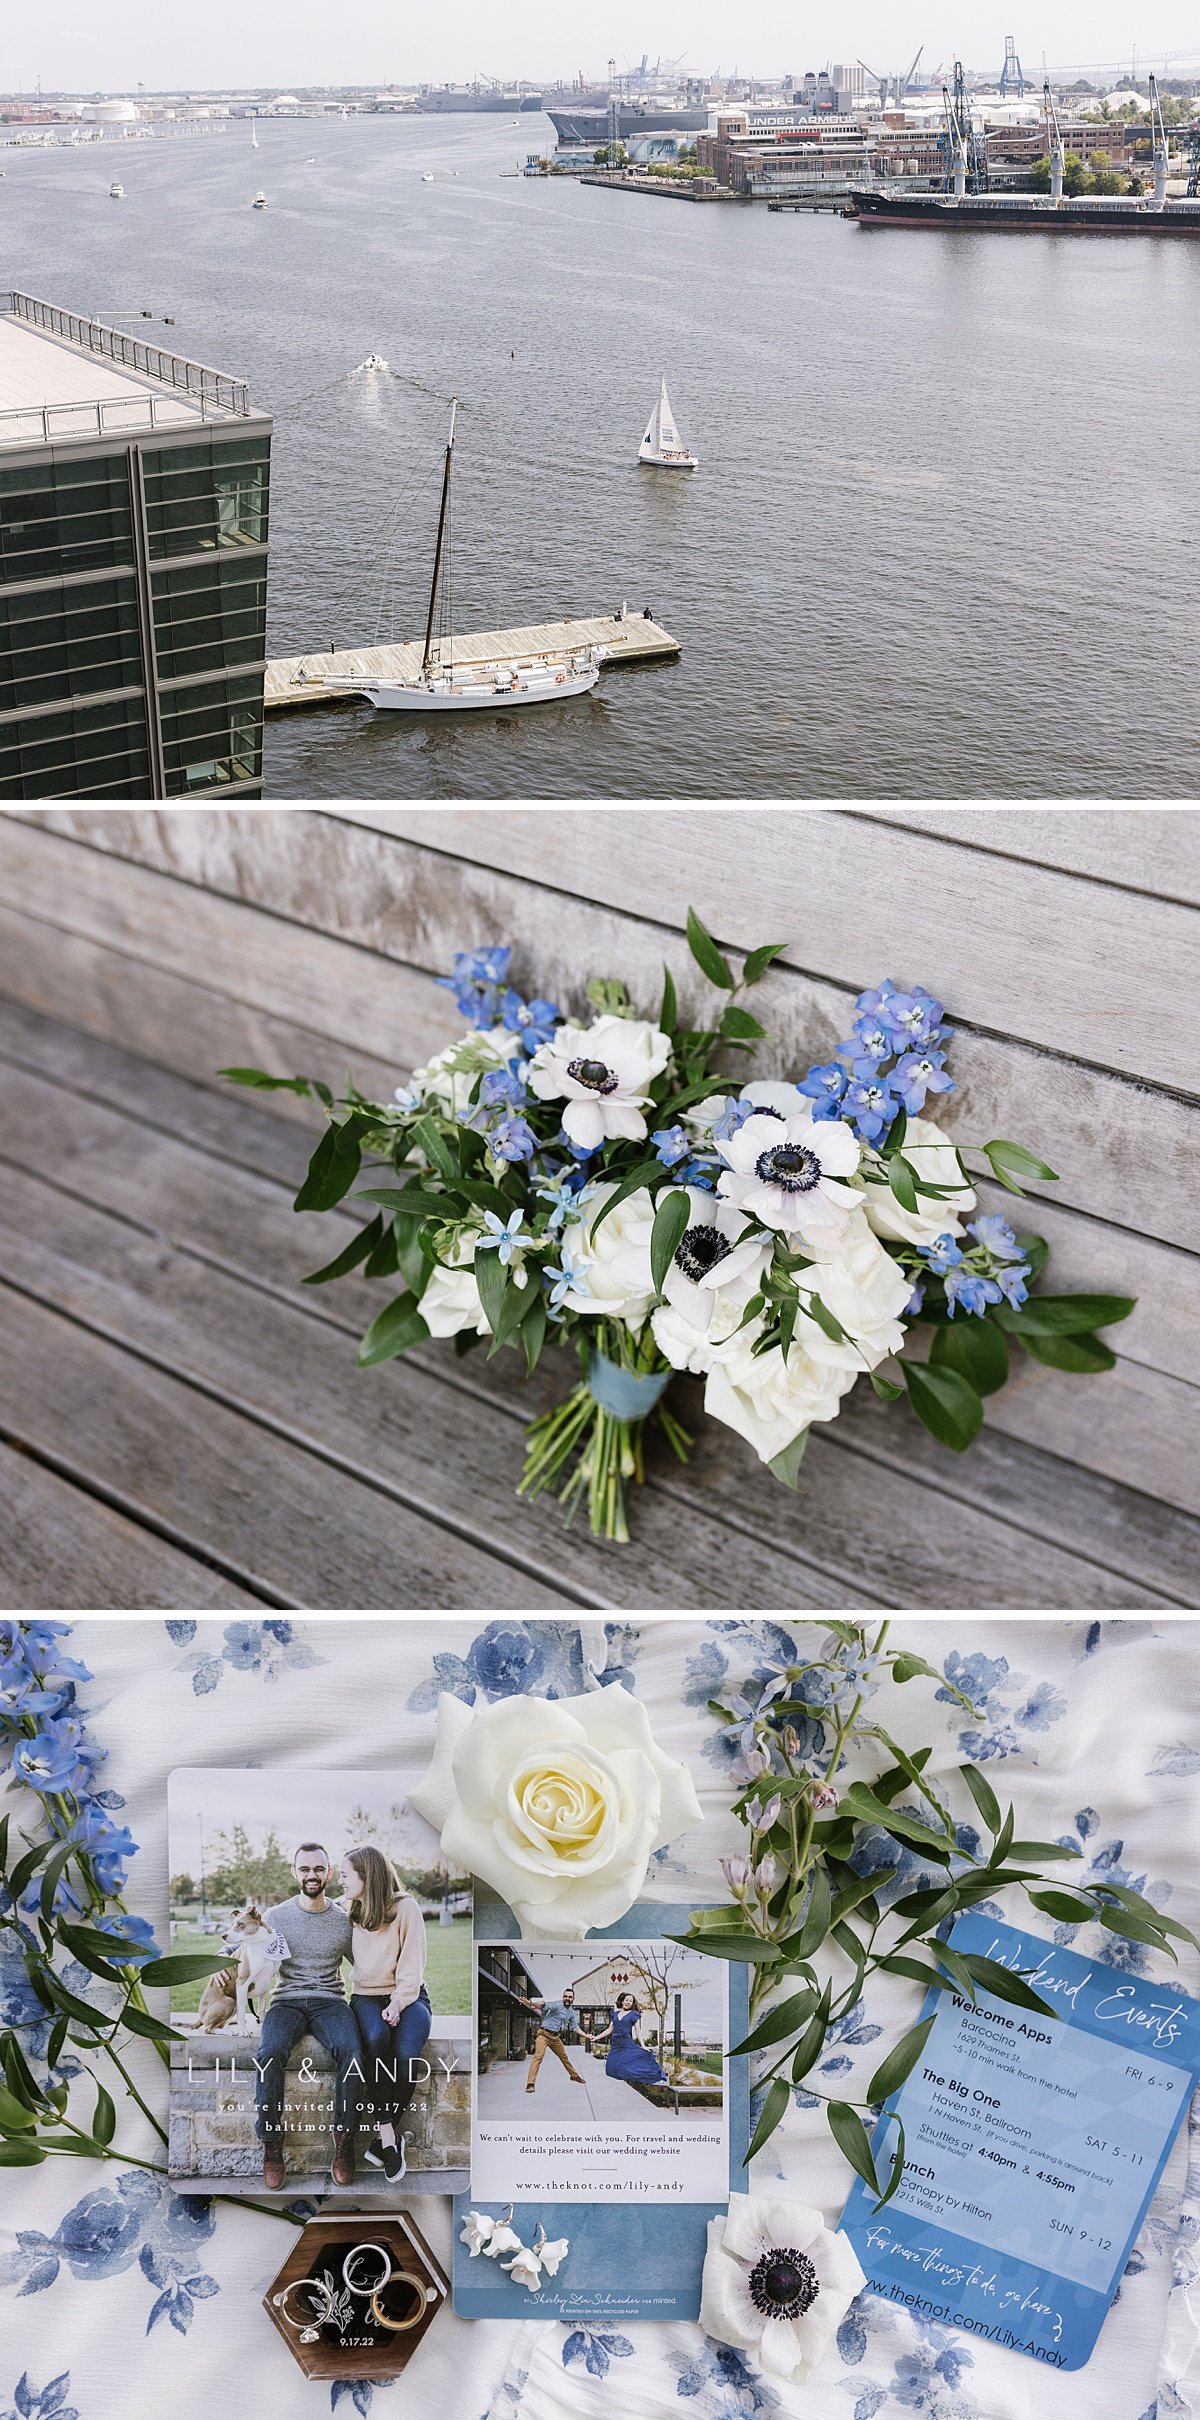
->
[453,1896,749,2325]
[839,1913,1200,2370]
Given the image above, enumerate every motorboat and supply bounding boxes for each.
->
[252,191,268,209]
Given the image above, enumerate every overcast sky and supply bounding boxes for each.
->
[15,5,1200,93]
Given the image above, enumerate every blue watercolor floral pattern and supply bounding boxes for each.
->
[164,1620,326,1695]
[1,2380,78,2420]
[669,2339,782,2413]
[561,2328,635,2378]
[406,1620,639,1711]
[0,2171,218,2334]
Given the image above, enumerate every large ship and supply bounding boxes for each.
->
[417,86,544,113]
[850,188,1200,236]
[547,101,709,144]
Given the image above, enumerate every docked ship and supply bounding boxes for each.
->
[850,189,1200,235]
[417,85,544,113]
[547,101,709,144]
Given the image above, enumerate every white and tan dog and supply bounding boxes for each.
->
[219,1901,287,2032]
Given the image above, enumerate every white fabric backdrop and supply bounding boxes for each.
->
[2,1617,1197,2420]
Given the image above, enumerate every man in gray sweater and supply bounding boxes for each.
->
[255,1841,360,2190]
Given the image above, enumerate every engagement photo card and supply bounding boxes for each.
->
[166,1769,471,2197]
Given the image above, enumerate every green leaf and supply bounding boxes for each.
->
[686,906,735,990]
[664,1931,782,1964]
[931,1318,1009,1396]
[870,1370,904,1401]
[138,1953,236,1989]
[839,1784,955,1856]
[0,2084,37,2134]
[1007,1839,1083,1860]
[807,1294,847,1345]
[983,1139,1059,1195]
[55,1924,126,1985]
[1020,1331,1116,1373]
[1099,1904,1178,1959]
[40,1844,75,1925]
[660,963,678,1034]
[294,1116,364,1214]
[867,2016,936,2106]
[878,1954,956,1990]
[1091,1885,1200,1949]
[871,2112,908,2209]
[650,1187,691,1296]
[960,1954,1058,2017]
[1007,1292,1135,1337]
[353,1186,459,1219]
[729,1990,818,2057]
[588,1158,665,1236]
[356,1292,429,1368]
[879,1105,908,1159]
[1027,1889,1095,1924]
[888,1652,944,1689]
[791,2000,834,2084]
[219,1067,315,1096]
[768,1430,809,1490]
[1016,1231,1049,1280]
[889,1155,919,1214]
[0,2140,46,2166]
[413,1115,459,1187]
[719,1003,767,1042]
[827,2101,879,2193]
[746,2076,791,2162]
[93,2082,117,2147]
[521,1290,548,1376]
[120,2004,185,2044]
[789,1868,833,1961]
[960,1764,1002,1834]
[301,1214,384,1285]
[832,1870,891,1923]
[902,1360,983,1452]
[473,1244,509,1343]
[742,941,789,985]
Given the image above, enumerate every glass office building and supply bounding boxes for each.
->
[0,291,272,799]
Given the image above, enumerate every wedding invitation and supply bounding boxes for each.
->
[839,1913,1200,2369]
[166,1768,471,2197]
[454,1898,749,2323]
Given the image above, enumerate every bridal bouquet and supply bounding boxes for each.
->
[224,916,1133,1541]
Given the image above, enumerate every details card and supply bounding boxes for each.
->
[839,1914,1200,2370]
[472,1931,729,2203]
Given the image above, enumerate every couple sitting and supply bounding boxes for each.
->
[256,1840,430,2189]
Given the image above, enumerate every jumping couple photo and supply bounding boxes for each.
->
[520,1986,667,2093]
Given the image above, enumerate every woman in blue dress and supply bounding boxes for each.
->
[596,1991,667,2084]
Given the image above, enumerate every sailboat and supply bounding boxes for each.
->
[638,375,698,470]
[320,401,602,713]
[251,122,259,149]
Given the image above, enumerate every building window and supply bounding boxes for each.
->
[151,557,268,682]
[0,693,151,800]
[0,457,135,582]
[0,577,143,713]
[142,435,271,557]
[159,671,263,794]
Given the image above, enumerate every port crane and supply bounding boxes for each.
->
[857,45,924,107]
[999,35,1027,95]
[938,61,988,192]
[1042,80,1065,199]
[1148,73,1170,202]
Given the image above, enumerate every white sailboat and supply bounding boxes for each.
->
[638,375,698,470]
[316,401,602,714]
[251,122,259,149]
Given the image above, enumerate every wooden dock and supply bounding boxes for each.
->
[264,615,680,712]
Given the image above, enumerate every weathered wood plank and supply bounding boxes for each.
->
[858,808,1200,905]
[326,808,1197,1091]
[0,1287,574,1612]
[0,1444,265,1611]
[2,1046,1193,1603]
[4,815,1196,1251]
[1,1165,1175,1613]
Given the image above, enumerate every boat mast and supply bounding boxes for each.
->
[422,397,458,677]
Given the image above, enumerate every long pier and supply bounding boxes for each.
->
[264,614,680,711]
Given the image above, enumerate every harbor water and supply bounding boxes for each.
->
[6,112,1199,797]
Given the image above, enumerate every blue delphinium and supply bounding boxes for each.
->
[922,1234,962,1275]
[945,1267,1003,1319]
[796,977,956,1148]
[919,1219,1033,1320]
[500,988,559,1052]
[652,1124,689,1166]
[435,944,512,1026]
[490,1115,537,1164]
[967,1215,1025,1261]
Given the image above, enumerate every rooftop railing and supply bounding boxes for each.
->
[0,392,207,446]
[2,289,252,419]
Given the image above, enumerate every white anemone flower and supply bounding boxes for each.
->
[527,1014,671,1152]
[699,2194,866,2385]
[716,1108,861,1240]
[661,1187,773,1334]
[459,2211,497,2257]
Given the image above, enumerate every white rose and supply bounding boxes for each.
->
[557,1181,657,1325]
[862,1115,975,1248]
[705,1327,853,1465]
[652,1288,764,1376]
[793,1215,911,1370]
[418,1232,491,1338]
[410,1688,703,1938]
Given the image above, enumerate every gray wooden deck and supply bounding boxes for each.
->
[1,996,1194,1612]
[0,804,1196,1613]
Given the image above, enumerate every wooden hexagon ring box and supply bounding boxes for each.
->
[264,2212,449,2380]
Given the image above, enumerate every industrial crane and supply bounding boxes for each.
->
[939,61,989,192]
[1000,35,1027,95]
[1043,78,1065,201]
[857,45,924,106]
[1148,73,1170,204]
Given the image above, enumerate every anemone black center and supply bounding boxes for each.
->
[755,1142,820,1193]
[674,1225,732,1284]
[747,2246,819,2322]
[567,1057,618,1095]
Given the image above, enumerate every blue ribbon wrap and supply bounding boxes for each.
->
[586,1352,672,1420]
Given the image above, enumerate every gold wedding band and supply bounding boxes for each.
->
[369,2271,435,2332]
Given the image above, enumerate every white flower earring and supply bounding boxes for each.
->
[531,2223,570,2277]
[501,2222,571,2293]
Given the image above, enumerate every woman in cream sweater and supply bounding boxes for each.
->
[341,1845,431,2181]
